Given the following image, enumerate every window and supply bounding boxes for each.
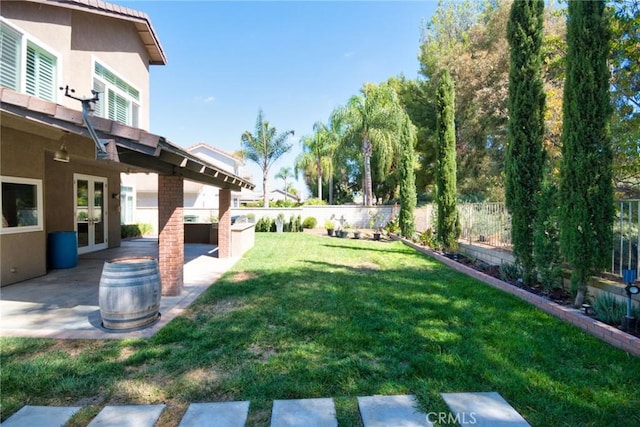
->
[93,62,140,127]
[120,185,135,224]
[1,176,44,234]
[0,20,58,102]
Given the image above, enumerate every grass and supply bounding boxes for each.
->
[1,232,639,426]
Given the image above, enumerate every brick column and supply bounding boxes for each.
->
[218,188,231,258]
[158,174,184,296]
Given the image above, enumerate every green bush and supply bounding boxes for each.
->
[303,198,326,205]
[296,215,303,232]
[591,293,639,326]
[417,228,435,247]
[273,199,299,207]
[255,217,273,232]
[121,223,153,239]
[302,217,317,229]
[500,262,521,283]
[247,213,256,222]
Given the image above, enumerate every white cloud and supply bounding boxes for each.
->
[195,95,216,104]
[343,52,354,59]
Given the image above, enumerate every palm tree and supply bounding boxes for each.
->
[240,110,294,208]
[295,121,333,201]
[275,167,294,201]
[332,83,403,206]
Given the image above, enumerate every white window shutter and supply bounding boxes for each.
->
[25,44,56,101]
[0,24,21,91]
[93,79,105,118]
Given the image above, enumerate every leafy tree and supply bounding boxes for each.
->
[435,69,459,251]
[295,122,335,202]
[241,110,294,208]
[387,76,437,196]
[609,0,640,197]
[533,177,562,291]
[505,0,546,284]
[333,83,403,206]
[398,114,417,239]
[275,167,294,201]
[559,0,614,307]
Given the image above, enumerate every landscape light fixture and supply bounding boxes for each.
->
[53,143,70,163]
[621,269,639,332]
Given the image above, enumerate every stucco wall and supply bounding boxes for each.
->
[1,126,122,286]
[1,2,151,129]
[0,126,47,285]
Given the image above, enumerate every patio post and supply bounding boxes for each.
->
[218,188,231,258]
[158,174,184,296]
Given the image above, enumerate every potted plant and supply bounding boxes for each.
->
[340,223,350,238]
[324,220,335,236]
[353,230,361,239]
[369,210,383,240]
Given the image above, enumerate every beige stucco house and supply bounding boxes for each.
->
[1,0,253,291]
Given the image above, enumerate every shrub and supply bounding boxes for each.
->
[273,199,299,207]
[417,228,435,247]
[121,224,153,238]
[303,198,326,205]
[302,217,317,229]
[295,215,302,232]
[500,262,521,283]
[325,220,335,230]
[247,213,256,222]
[255,216,272,232]
[591,293,639,326]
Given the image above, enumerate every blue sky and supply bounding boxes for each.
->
[121,1,436,197]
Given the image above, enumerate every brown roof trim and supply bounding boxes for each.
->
[26,0,167,65]
[1,88,254,191]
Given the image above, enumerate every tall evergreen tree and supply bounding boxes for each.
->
[505,0,546,284]
[435,69,459,251]
[398,114,417,239]
[559,0,613,307]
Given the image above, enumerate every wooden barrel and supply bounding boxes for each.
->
[99,257,161,330]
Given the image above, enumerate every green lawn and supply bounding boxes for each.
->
[1,233,639,426]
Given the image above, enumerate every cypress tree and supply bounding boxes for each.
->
[505,0,546,285]
[560,0,613,307]
[435,69,459,251]
[398,114,417,239]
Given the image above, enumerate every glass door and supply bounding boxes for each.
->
[75,174,108,254]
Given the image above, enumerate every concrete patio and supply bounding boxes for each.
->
[0,238,240,339]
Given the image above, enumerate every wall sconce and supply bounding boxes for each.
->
[53,144,70,163]
[112,193,120,200]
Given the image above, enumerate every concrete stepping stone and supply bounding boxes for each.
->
[358,395,432,427]
[178,401,250,427]
[270,398,337,427]
[1,405,81,427]
[87,404,165,427]
[441,392,530,427]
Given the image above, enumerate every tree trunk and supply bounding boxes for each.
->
[329,174,334,205]
[573,286,586,308]
[362,136,373,206]
[263,172,269,208]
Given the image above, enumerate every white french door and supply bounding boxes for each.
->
[74,174,108,254]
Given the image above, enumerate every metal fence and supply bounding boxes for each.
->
[457,203,512,249]
[610,199,639,277]
[415,200,639,279]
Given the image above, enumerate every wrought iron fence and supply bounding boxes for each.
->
[416,200,639,279]
[609,199,639,277]
[456,203,512,249]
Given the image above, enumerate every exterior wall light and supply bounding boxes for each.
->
[54,144,70,162]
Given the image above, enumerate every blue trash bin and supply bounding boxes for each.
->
[48,231,78,269]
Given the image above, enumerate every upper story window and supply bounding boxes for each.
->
[93,61,140,127]
[0,20,58,102]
